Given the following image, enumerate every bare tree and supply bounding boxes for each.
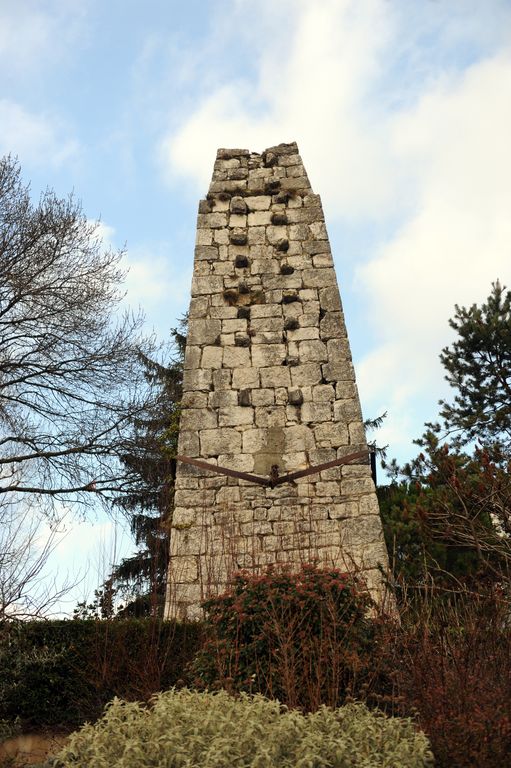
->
[0,498,76,621]
[0,156,154,513]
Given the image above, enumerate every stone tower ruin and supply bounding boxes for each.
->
[164,142,390,620]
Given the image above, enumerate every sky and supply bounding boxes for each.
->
[2,0,511,611]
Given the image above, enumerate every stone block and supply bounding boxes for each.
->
[290,363,322,387]
[202,346,224,369]
[300,402,332,424]
[286,327,320,342]
[229,213,247,228]
[302,268,337,289]
[284,425,315,452]
[248,211,272,226]
[177,430,200,456]
[191,275,224,296]
[219,406,254,427]
[194,245,219,261]
[198,212,227,228]
[200,428,242,456]
[183,368,212,391]
[255,406,286,428]
[247,226,266,244]
[312,253,334,268]
[222,319,247,334]
[312,384,335,402]
[196,229,213,246]
[212,369,232,389]
[314,422,349,447]
[303,240,330,255]
[319,285,342,312]
[250,303,282,318]
[181,391,208,409]
[245,195,272,210]
[210,306,238,319]
[180,408,217,431]
[242,428,268,453]
[260,366,291,388]
[320,311,345,339]
[184,345,201,370]
[252,344,286,367]
[208,390,238,408]
[298,339,328,363]
[252,331,285,344]
[251,388,275,406]
[223,346,251,368]
[334,399,362,422]
[187,318,221,346]
[349,422,366,444]
[232,367,259,389]
[308,220,327,239]
[214,229,230,245]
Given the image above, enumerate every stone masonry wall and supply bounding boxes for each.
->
[164,142,390,620]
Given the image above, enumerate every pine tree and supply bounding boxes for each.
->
[107,322,186,616]
[437,281,511,453]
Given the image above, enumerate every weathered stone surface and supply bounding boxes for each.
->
[200,428,242,456]
[166,142,390,621]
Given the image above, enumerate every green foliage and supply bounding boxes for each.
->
[190,564,374,711]
[0,619,201,729]
[380,433,511,595]
[437,280,511,452]
[55,688,433,768]
[98,322,186,617]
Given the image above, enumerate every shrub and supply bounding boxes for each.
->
[54,688,434,768]
[0,618,202,729]
[189,563,375,711]
[385,591,511,768]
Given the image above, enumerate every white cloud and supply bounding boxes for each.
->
[0,1,88,76]
[157,0,511,460]
[0,100,79,167]
[160,0,397,216]
[357,51,511,450]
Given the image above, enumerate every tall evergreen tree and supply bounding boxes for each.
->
[436,281,511,454]
[106,323,186,616]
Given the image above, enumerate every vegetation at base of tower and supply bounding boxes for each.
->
[379,434,511,596]
[0,619,202,728]
[189,563,375,712]
[53,688,434,768]
[379,282,511,597]
[0,156,156,515]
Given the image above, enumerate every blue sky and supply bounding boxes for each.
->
[2,0,511,610]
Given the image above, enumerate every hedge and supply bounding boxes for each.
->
[0,618,202,728]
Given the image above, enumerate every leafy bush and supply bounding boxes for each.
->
[0,619,202,728]
[384,592,511,768]
[189,564,375,711]
[55,688,433,768]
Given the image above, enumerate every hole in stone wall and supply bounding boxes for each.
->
[271,212,288,226]
[265,179,281,194]
[280,264,294,275]
[235,255,249,269]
